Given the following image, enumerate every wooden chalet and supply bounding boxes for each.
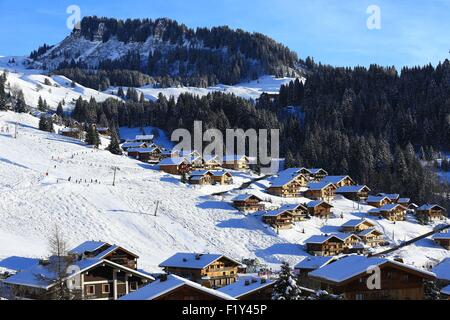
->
[59,127,83,140]
[134,135,154,144]
[441,285,450,300]
[294,256,336,290]
[263,210,294,230]
[217,276,275,300]
[160,149,180,160]
[158,157,191,175]
[357,228,385,247]
[398,198,411,206]
[305,233,362,256]
[94,126,110,136]
[366,195,392,208]
[306,200,333,219]
[232,194,265,213]
[370,204,407,221]
[378,193,401,203]
[267,172,309,198]
[2,254,153,300]
[279,203,309,221]
[210,171,233,185]
[120,274,235,300]
[188,170,214,186]
[202,155,222,170]
[304,182,337,202]
[432,233,450,250]
[69,241,139,270]
[121,141,148,152]
[127,147,162,163]
[309,255,436,300]
[340,219,376,233]
[321,175,356,188]
[416,204,447,221]
[159,253,241,289]
[305,235,346,256]
[222,155,250,171]
[432,258,450,287]
[306,168,328,181]
[335,185,371,201]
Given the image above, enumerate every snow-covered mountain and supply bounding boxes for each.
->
[0,110,448,273]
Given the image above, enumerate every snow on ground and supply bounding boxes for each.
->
[0,110,449,273]
[0,56,119,112]
[106,75,299,102]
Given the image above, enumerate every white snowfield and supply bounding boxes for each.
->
[0,56,119,112]
[0,56,300,105]
[0,110,448,273]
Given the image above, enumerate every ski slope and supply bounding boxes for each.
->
[0,110,449,273]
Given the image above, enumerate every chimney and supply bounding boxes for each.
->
[159,274,168,282]
[251,278,257,284]
[244,280,250,286]
[261,278,267,284]
[195,254,202,260]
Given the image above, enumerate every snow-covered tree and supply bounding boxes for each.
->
[424,281,441,300]
[272,262,303,300]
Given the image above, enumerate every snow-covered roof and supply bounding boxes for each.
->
[341,219,374,228]
[417,204,446,211]
[336,185,370,193]
[432,258,450,281]
[432,233,450,240]
[159,253,241,270]
[307,168,327,175]
[307,200,333,208]
[127,147,159,154]
[135,135,154,141]
[307,181,334,191]
[59,127,80,133]
[158,157,188,166]
[210,170,231,177]
[398,198,411,204]
[121,141,146,149]
[321,176,353,185]
[377,193,400,201]
[0,256,40,272]
[367,195,390,203]
[309,256,435,284]
[269,174,301,187]
[441,284,450,296]
[378,203,406,211]
[190,170,211,177]
[232,194,262,202]
[119,274,235,300]
[358,228,383,237]
[217,276,274,298]
[69,241,108,255]
[294,256,335,270]
[263,208,292,217]
[3,257,153,289]
[305,233,360,244]
[203,155,220,163]
[279,203,307,211]
[223,155,248,162]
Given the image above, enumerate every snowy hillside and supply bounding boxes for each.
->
[0,110,448,273]
[106,75,298,102]
[0,56,119,112]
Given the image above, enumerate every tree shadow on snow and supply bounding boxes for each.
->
[197,200,235,211]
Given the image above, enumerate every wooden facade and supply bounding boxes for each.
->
[358,229,384,247]
[304,183,337,202]
[233,195,265,213]
[416,205,446,221]
[160,256,240,289]
[310,261,435,300]
[211,172,233,185]
[433,235,450,250]
[341,219,376,233]
[159,160,191,175]
[222,156,249,171]
[335,186,371,202]
[267,174,309,198]
[306,236,345,257]
[307,201,333,218]
[379,205,407,221]
[367,196,392,208]
[263,211,294,230]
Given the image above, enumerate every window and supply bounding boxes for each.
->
[129,282,138,292]
[86,285,95,296]
[355,293,364,300]
[102,284,110,294]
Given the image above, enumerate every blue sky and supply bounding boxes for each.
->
[0,0,449,68]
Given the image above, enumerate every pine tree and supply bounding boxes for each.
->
[38,115,54,133]
[56,102,64,117]
[85,125,101,147]
[38,96,47,112]
[272,262,303,300]
[107,130,122,155]
[424,281,441,300]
